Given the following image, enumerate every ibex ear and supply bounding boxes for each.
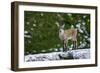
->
[62,24,65,28]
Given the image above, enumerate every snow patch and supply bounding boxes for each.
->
[24,35,32,38]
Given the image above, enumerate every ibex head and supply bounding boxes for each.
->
[56,23,65,35]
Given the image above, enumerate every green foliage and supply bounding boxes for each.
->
[24,11,90,55]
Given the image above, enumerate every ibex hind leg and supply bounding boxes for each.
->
[75,41,77,50]
[73,41,77,50]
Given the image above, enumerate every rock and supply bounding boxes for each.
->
[25,49,90,62]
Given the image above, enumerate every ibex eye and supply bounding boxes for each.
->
[59,30,61,32]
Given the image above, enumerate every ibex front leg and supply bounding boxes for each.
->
[63,40,65,52]
[75,40,77,49]
[73,40,77,50]
[63,40,68,52]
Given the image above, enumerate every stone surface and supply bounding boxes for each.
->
[25,49,90,62]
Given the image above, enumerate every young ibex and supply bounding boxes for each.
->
[56,24,77,52]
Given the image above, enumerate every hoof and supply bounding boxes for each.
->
[63,48,68,52]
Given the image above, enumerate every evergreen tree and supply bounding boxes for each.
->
[24,11,90,55]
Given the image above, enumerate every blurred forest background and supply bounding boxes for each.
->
[24,11,90,55]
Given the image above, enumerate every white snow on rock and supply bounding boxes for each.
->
[25,49,90,62]
[71,49,90,59]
